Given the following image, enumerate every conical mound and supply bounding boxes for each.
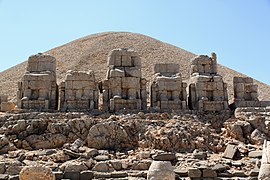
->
[0,32,269,101]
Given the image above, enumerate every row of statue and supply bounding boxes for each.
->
[16,48,269,113]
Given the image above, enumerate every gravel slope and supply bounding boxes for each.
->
[0,31,269,102]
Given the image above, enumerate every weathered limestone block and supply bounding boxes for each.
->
[100,48,146,112]
[188,53,229,112]
[150,64,187,112]
[59,70,99,112]
[147,161,175,180]
[17,53,58,110]
[258,140,270,179]
[19,166,55,180]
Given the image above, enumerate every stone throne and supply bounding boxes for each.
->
[99,48,147,112]
[188,53,229,112]
[233,77,270,108]
[150,63,187,112]
[17,53,58,110]
[59,70,99,112]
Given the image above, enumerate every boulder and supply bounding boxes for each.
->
[86,121,131,150]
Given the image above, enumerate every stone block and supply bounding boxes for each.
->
[188,168,201,178]
[72,81,95,90]
[27,53,56,73]
[121,77,140,89]
[109,77,122,88]
[80,170,94,180]
[223,144,241,160]
[202,169,217,177]
[152,153,176,161]
[63,171,80,180]
[121,55,132,66]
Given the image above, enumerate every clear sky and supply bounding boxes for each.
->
[0,0,269,84]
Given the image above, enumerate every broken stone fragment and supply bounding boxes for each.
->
[223,144,241,160]
[147,161,175,180]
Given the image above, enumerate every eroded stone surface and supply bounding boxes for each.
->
[17,53,58,110]
[99,48,147,112]
[233,77,270,108]
[59,70,99,112]
[150,64,187,112]
[188,53,229,112]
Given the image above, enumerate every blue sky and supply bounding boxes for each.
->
[0,0,269,84]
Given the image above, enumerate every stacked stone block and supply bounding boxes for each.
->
[17,53,58,110]
[99,48,147,112]
[233,77,270,107]
[150,64,187,112]
[188,53,229,112]
[59,70,98,112]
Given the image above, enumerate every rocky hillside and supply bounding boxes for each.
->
[0,32,269,102]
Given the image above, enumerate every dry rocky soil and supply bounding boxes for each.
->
[0,109,268,180]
